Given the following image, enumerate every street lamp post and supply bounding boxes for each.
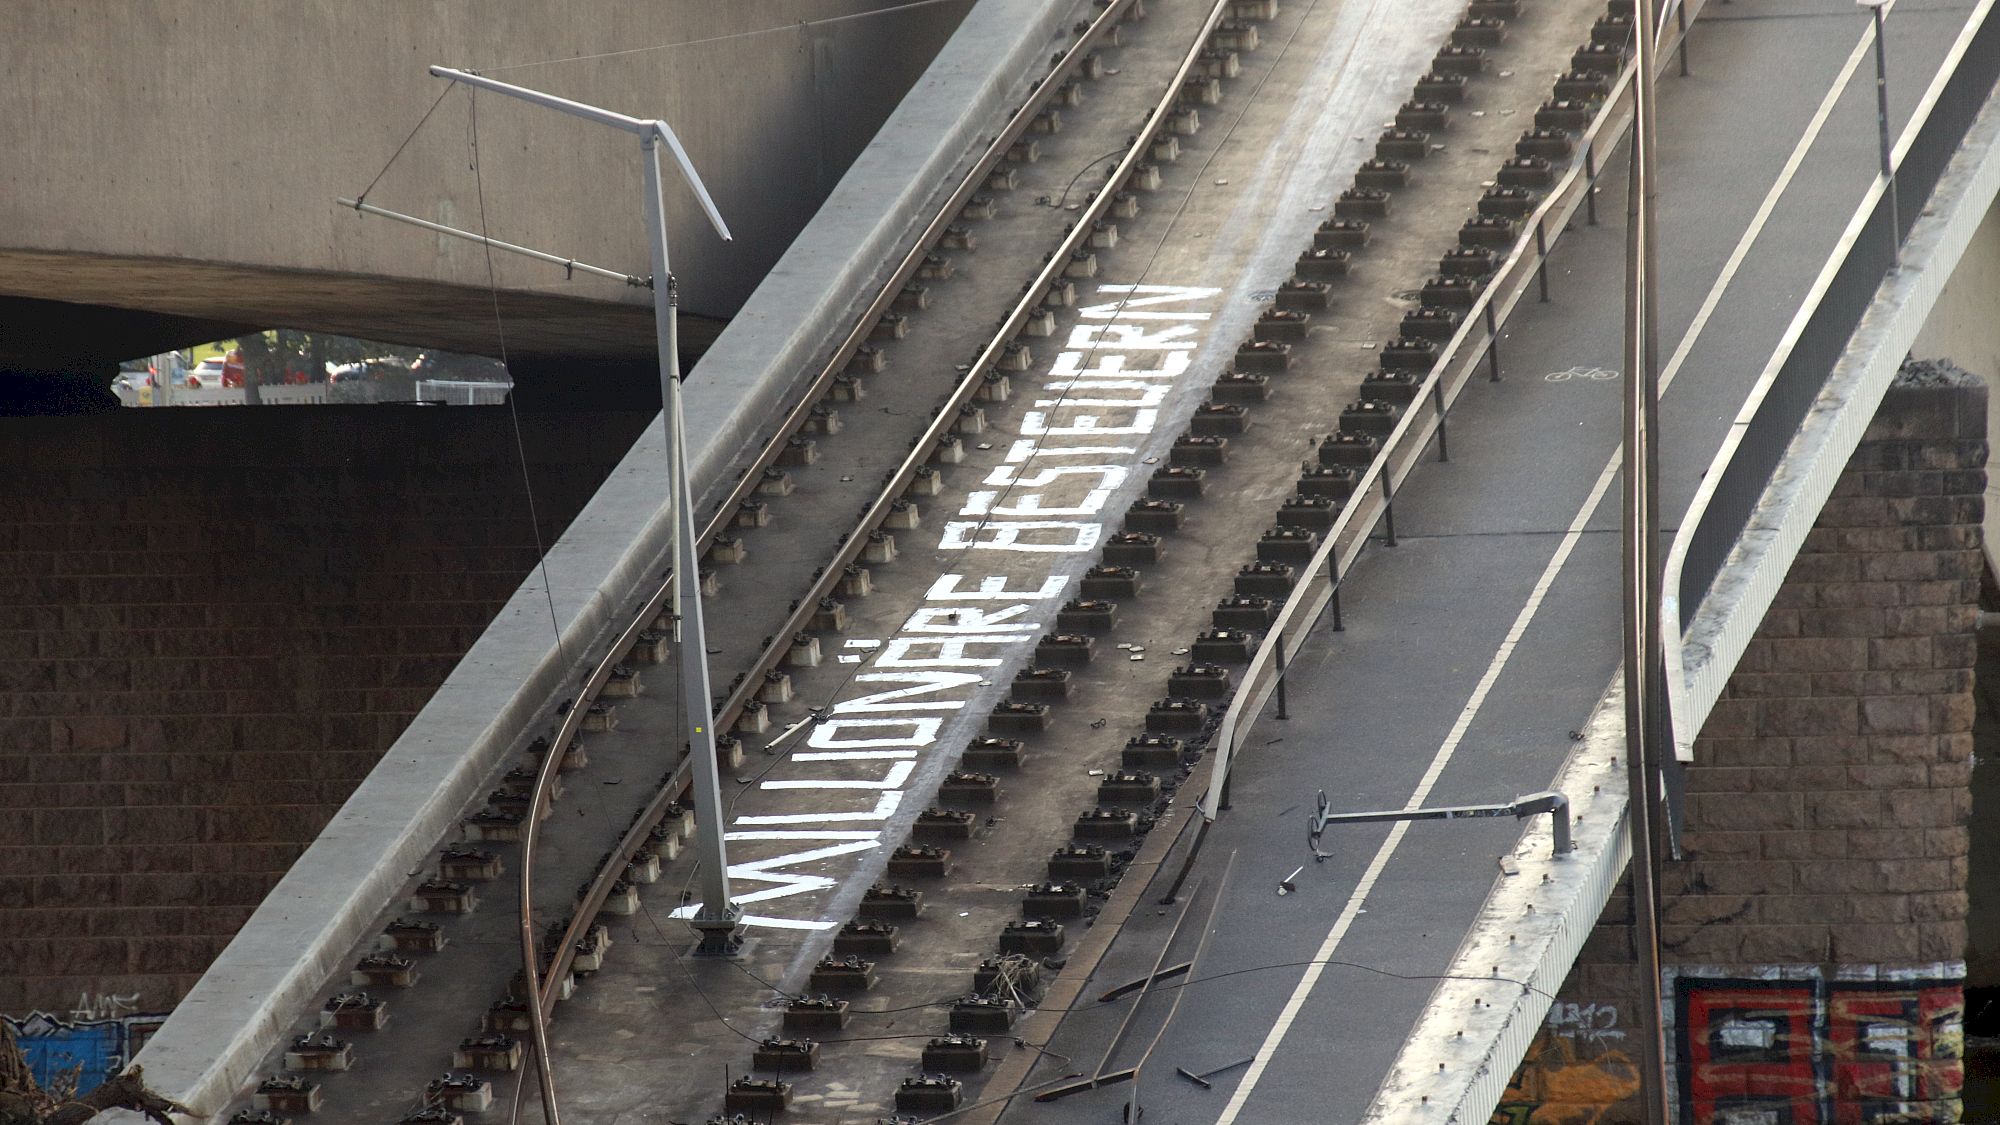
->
[1859,0,1900,268]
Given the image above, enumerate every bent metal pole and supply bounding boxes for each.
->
[641,124,744,958]
[1619,7,1672,1123]
[425,63,739,1125]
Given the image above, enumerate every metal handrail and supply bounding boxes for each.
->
[525,0,1221,1012]
[1661,0,2000,756]
[1201,0,1713,820]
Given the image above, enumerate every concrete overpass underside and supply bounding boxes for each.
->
[0,0,970,391]
[0,254,714,412]
[0,252,703,371]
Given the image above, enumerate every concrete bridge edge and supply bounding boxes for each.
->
[1669,13,2000,768]
[1358,23,2000,1125]
[112,1,1076,1117]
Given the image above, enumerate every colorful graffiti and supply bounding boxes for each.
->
[1671,970,1964,1125]
[1494,967,1965,1124]
[1492,1029,1643,1124]
[5,1011,167,1097]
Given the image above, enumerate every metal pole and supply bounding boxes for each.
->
[1641,0,1674,877]
[429,64,741,969]
[1330,584,1344,631]
[1381,475,1398,547]
[1307,790,1574,861]
[1585,144,1600,226]
[335,197,648,286]
[429,68,731,237]
[1643,0,1676,847]
[1485,303,1502,381]
[1623,5,1671,1120]
[1434,381,1450,463]
[408,67,743,1123]
[153,353,176,407]
[1535,219,1551,302]
[1676,0,1691,75]
[1274,635,1290,720]
[645,135,742,958]
[1868,4,1900,268]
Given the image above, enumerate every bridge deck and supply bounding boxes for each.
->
[1006,2,1980,1122]
[117,0,1986,1122]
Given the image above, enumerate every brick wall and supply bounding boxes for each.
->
[1495,368,1983,1123]
[0,405,651,1015]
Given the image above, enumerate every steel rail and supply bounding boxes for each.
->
[1032,873,1205,1103]
[700,0,1235,747]
[1200,0,1713,821]
[686,0,1146,537]
[523,0,1199,1014]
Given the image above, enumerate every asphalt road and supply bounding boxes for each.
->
[1006,2,1982,1122]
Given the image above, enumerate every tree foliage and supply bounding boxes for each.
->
[231,332,424,386]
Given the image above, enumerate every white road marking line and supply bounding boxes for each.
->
[1213,24,1875,1124]
[1657,27,1875,391]
[710,286,1224,931]
[1215,458,1619,1125]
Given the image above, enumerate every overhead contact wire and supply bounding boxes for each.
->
[468,85,568,1125]
[481,0,971,73]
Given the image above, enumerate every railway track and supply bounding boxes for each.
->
[227,0,1265,1121]
[221,0,1661,1118]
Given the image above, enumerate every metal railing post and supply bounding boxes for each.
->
[1536,219,1552,302]
[1677,2,1692,76]
[1433,381,1450,462]
[1274,634,1291,720]
[1585,144,1599,226]
[1866,2,1901,270]
[1157,817,1210,904]
[1485,303,1503,381]
[1382,475,1398,546]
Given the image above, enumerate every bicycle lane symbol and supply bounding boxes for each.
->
[1544,366,1618,383]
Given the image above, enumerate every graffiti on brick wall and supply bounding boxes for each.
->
[5,1010,168,1097]
[1494,967,1965,1124]
[66,991,141,1022]
[1491,1004,1641,1123]
[1549,1001,1627,1047]
[1668,965,1964,1124]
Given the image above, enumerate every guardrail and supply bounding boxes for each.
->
[1669,0,2000,625]
[1660,0,2000,757]
[1200,1,1711,821]
[525,0,1231,1015]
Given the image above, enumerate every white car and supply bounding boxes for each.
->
[186,358,228,388]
